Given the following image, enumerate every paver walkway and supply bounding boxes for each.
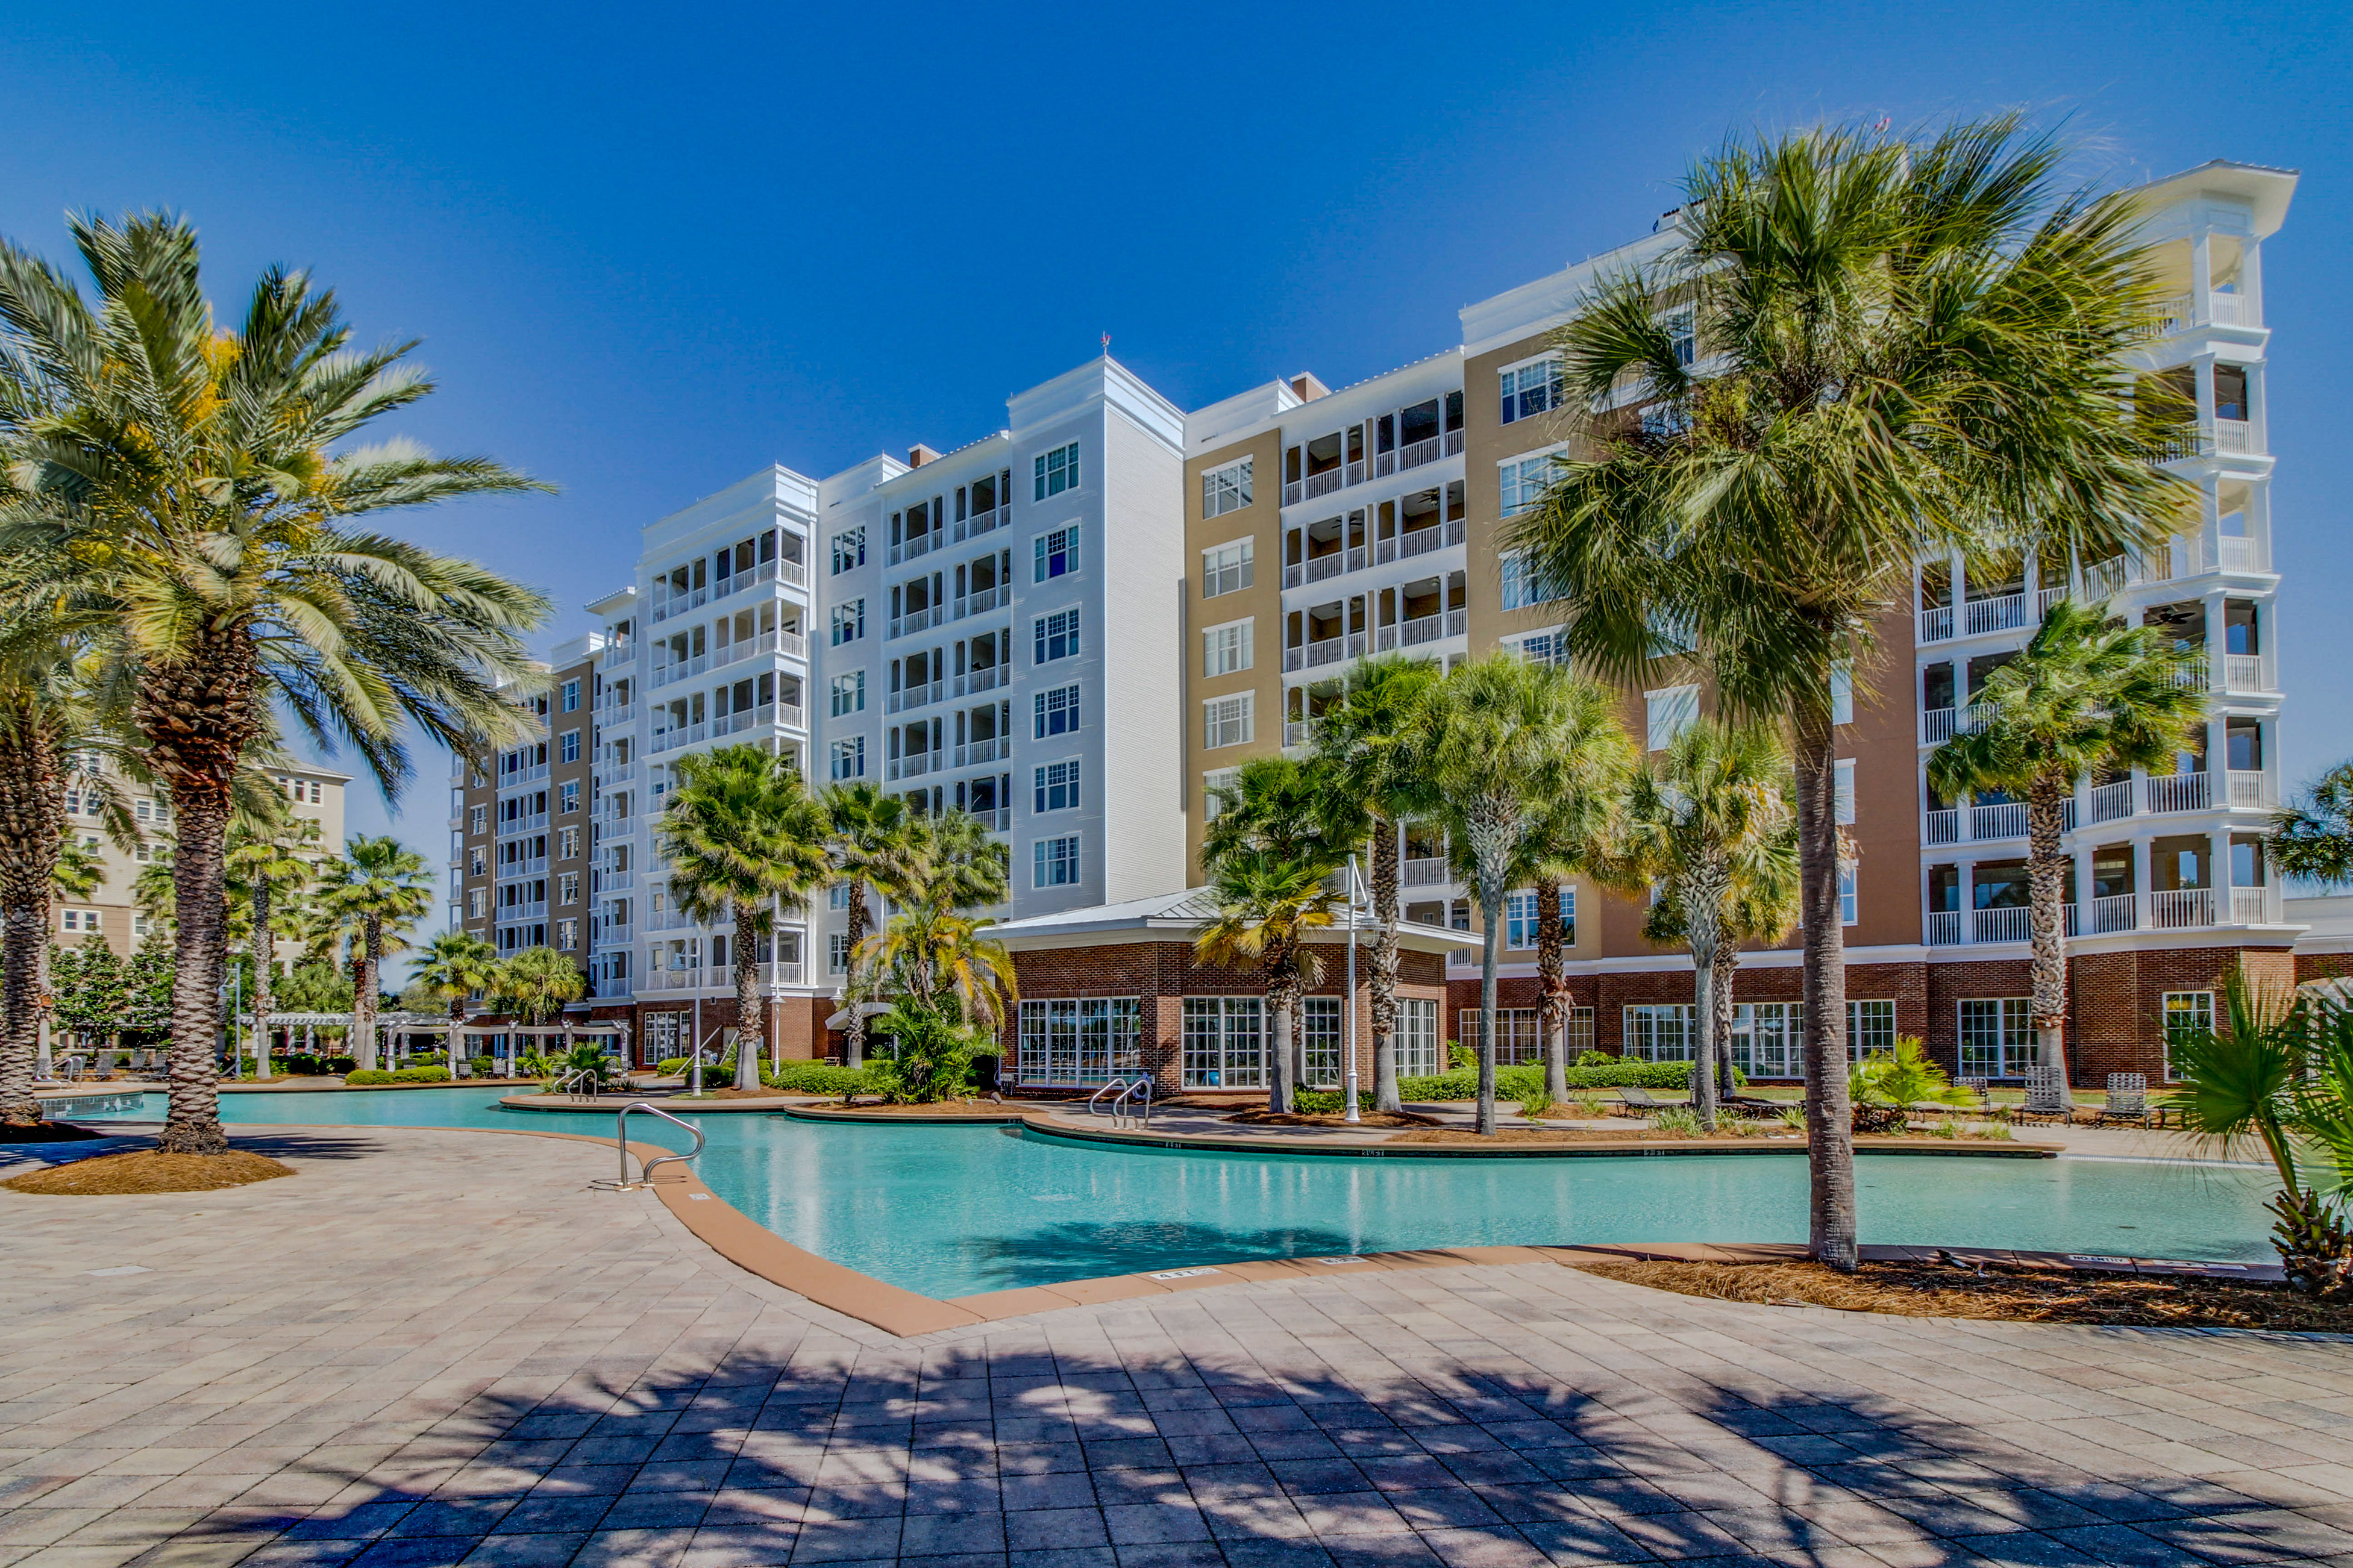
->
[5,1126,2353,1568]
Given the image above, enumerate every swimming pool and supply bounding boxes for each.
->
[75,1089,2276,1299]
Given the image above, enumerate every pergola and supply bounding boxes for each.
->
[255,1012,630,1075]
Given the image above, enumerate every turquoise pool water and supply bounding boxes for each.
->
[75,1089,2275,1299]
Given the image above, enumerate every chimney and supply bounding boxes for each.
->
[1287,372,1330,402]
[906,443,942,468]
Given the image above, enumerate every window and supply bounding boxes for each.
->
[1396,998,1440,1078]
[1499,452,1559,516]
[561,679,581,713]
[1033,607,1081,664]
[468,846,486,877]
[560,729,580,763]
[1505,892,1541,950]
[1033,834,1081,888]
[1623,1004,1694,1062]
[1203,619,1253,677]
[60,908,96,933]
[1182,996,1264,1088]
[832,528,866,574]
[1034,441,1079,499]
[1517,631,1567,667]
[1034,525,1078,583]
[559,780,580,814]
[1499,358,1564,423]
[1034,684,1080,739]
[558,826,579,859]
[1831,664,1854,726]
[470,806,487,834]
[557,872,579,906]
[1203,693,1253,749]
[1960,998,2038,1078]
[829,737,866,780]
[556,919,578,952]
[468,888,488,919]
[1202,539,1253,598]
[1660,305,1697,367]
[1840,865,1858,926]
[1017,998,1142,1085]
[1499,552,1561,611]
[2163,991,2214,1078]
[1835,760,1856,826]
[1202,457,1254,519]
[1715,999,1900,1079]
[1646,685,1699,751]
[1458,1008,1546,1064]
[1203,767,1238,819]
[830,672,866,716]
[828,933,850,975]
[1035,759,1081,813]
[831,600,865,646]
[1300,996,1344,1087]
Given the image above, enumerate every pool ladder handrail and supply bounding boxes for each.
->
[1088,1074,1154,1130]
[554,1066,602,1101]
[606,1100,705,1190]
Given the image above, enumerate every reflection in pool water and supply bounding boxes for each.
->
[75,1089,2273,1299]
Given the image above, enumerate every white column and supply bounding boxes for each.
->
[1960,860,1978,943]
[2190,231,2214,318]
[2243,237,2264,325]
[2134,839,2154,931]
[2203,587,2228,704]
[2211,827,2234,926]
[2072,847,2094,934]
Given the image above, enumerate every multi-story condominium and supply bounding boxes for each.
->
[1179,158,2299,1087]
[554,358,1188,1062]
[59,760,348,957]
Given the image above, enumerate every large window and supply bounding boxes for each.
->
[1203,539,1253,598]
[560,729,580,763]
[561,679,580,713]
[1646,685,1699,751]
[1033,834,1080,888]
[829,737,865,780]
[1721,999,1895,1078]
[1623,1004,1694,1062]
[1500,358,1564,424]
[1202,457,1253,519]
[1183,996,1264,1088]
[1035,683,1080,738]
[1018,998,1141,1085]
[1960,998,2037,1079]
[1499,552,1562,611]
[1203,693,1253,749]
[1035,525,1079,583]
[2163,990,2214,1079]
[1034,759,1080,814]
[832,528,866,574]
[1505,892,1540,950]
[830,672,865,716]
[1035,441,1079,500]
[1397,998,1440,1078]
[1459,1008,1545,1064]
[1499,452,1559,516]
[1034,607,1081,664]
[1203,767,1238,819]
[1203,619,1253,677]
[1303,996,1344,1088]
[831,599,865,645]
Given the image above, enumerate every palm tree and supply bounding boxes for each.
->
[414,928,500,1031]
[224,806,320,1079]
[1408,655,1632,1134]
[1194,848,1336,1114]
[1598,719,1795,1129]
[660,745,832,1089]
[819,782,916,1068]
[1499,788,1630,1108]
[0,213,550,1151]
[1309,656,1441,1111]
[898,808,1012,916]
[858,906,1020,1035]
[490,946,586,1061]
[313,836,431,1071]
[1512,120,2189,1263]
[2271,762,2353,887]
[1928,599,2204,1106]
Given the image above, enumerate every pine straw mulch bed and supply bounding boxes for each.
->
[2,1149,295,1195]
[1387,1126,1809,1145]
[1,1121,107,1143]
[1576,1257,2353,1332]
[1224,1108,1443,1129]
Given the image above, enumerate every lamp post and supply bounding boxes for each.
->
[1343,854,1372,1125]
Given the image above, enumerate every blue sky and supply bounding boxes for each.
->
[2,1,2346,945]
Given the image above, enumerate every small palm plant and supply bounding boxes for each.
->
[1194,848,1336,1114]
[1848,1037,1977,1132]
[868,999,985,1104]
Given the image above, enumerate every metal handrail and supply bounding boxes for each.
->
[1086,1076,1135,1117]
[612,1101,704,1189]
[1092,1074,1154,1129]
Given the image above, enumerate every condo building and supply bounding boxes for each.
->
[466,157,2303,1090]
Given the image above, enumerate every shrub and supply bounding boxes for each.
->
[761,1061,883,1095]
[1291,1088,1372,1114]
[869,1004,985,1104]
[1447,1040,1476,1071]
[1575,1049,1617,1067]
[657,1057,693,1078]
[1649,1106,1703,1137]
[1518,1089,1555,1120]
[469,1056,498,1078]
[343,1066,451,1085]
[1396,1060,1739,1102]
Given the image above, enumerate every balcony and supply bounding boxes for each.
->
[500,811,549,835]
[956,665,1005,698]
[598,866,634,890]
[2226,769,2276,809]
[1925,809,1960,846]
[2086,779,2135,824]
[956,737,1003,768]
[972,807,1010,832]
[600,702,636,728]
[2158,419,2261,463]
[2225,653,2273,694]
[2151,292,2262,334]
[713,557,807,605]
[1396,436,1443,472]
[953,503,1005,543]
[888,679,946,714]
[1303,469,1344,502]
[956,585,1006,619]
[499,899,548,923]
[501,761,550,787]
[889,605,944,640]
[1282,720,1307,746]
[650,722,707,755]
[2145,772,2210,814]
[599,760,636,785]
[1403,857,1449,887]
[887,529,938,568]
[888,750,942,781]
[1972,907,2029,943]
[712,702,802,737]
[649,585,706,624]
[1936,886,2283,945]
[2151,889,2213,929]
[650,654,707,689]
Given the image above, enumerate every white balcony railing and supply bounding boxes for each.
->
[1973,907,2029,944]
[956,737,1003,768]
[956,586,1005,619]
[1306,554,1346,584]
[2232,885,2281,925]
[2226,770,2275,809]
[2151,889,2214,930]
[1920,605,1954,643]
[2146,772,2211,814]
[1920,708,1956,746]
[1303,470,1344,501]
[2088,893,2140,934]
[1403,857,1449,887]
[1399,524,1445,561]
[1444,429,1465,457]
[889,606,942,640]
[1446,608,1468,638]
[649,722,707,755]
[1397,613,1448,648]
[887,529,938,568]
[956,665,1004,698]
[1926,911,1962,946]
[650,654,706,689]
[1282,721,1307,747]
[1923,808,1960,845]
[1305,636,1349,668]
[1969,802,2029,840]
[1964,591,2029,637]
[599,760,636,785]
[888,751,941,781]
[1282,480,1302,506]
[1397,436,1442,472]
[600,702,635,728]
[2225,653,2269,693]
[2087,779,2135,825]
[888,679,946,714]
[953,504,1004,543]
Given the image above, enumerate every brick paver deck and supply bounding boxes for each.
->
[6,1125,2353,1567]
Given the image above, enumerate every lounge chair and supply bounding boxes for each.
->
[2096,1072,2152,1128]
[1615,1085,1670,1116]
[1720,1089,1784,1118]
[2014,1065,2073,1125]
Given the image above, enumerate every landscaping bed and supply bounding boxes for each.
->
[3,1149,294,1195]
[1578,1257,2353,1332]
[1226,1108,1440,1129]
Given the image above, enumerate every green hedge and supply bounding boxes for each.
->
[343,1066,452,1085]
[276,1054,357,1076]
[1397,1060,1737,1102]
[763,1061,883,1095]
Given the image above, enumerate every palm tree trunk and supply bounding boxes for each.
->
[2026,776,2073,1108]
[842,878,868,1068]
[1536,881,1568,1105]
[1714,942,1738,1099]
[354,917,381,1071]
[1477,887,1502,1136]
[0,711,61,1126]
[250,883,273,1081]
[1794,696,1856,1270]
[1370,824,1403,1113]
[734,907,762,1090]
[158,788,231,1154]
[1267,973,1294,1116]
[1685,859,1732,1132]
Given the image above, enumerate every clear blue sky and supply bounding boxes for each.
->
[3,1,2346,949]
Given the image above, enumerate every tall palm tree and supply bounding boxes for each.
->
[225,805,320,1079]
[490,946,586,1058]
[0,212,550,1151]
[414,928,500,1029]
[313,836,431,1071]
[819,782,916,1068]
[660,745,832,1089]
[2270,762,2353,887]
[1929,599,2203,1106]
[1512,120,2189,1263]
[1308,655,1440,1112]
[1598,719,1795,1129]
[1406,655,1634,1134]
[1194,848,1336,1114]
